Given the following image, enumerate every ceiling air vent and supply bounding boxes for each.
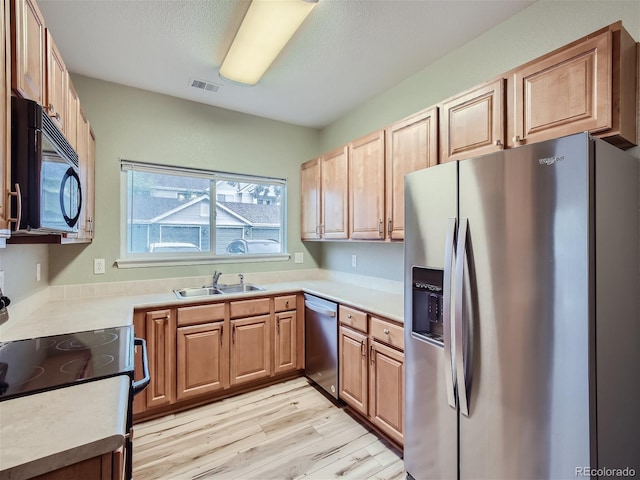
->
[189,78,221,93]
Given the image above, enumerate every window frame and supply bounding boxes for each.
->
[116,160,289,268]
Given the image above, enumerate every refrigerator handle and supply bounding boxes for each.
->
[455,217,471,416]
[443,216,457,409]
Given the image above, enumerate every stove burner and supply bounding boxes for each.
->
[15,366,45,386]
[60,354,115,374]
[56,332,118,351]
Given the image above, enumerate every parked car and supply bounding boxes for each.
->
[225,239,280,254]
[149,242,201,252]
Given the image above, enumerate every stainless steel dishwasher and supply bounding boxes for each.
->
[304,293,339,399]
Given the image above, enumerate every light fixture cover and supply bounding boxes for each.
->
[220,0,318,86]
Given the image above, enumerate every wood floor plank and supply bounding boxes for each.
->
[133,378,406,480]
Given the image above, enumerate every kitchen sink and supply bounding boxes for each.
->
[173,284,265,298]
[173,287,222,298]
[216,284,265,294]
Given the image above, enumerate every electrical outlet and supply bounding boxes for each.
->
[36,263,41,282]
[94,258,106,275]
[294,252,304,264]
[351,255,357,268]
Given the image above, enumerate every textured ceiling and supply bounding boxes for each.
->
[38,0,536,128]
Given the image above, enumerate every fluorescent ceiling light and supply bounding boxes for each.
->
[220,0,318,86]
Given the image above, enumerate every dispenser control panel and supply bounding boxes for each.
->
[411,266,444,345]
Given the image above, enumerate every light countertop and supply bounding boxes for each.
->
[0,279,403,478]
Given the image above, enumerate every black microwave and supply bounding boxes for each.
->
[11,97,82,234]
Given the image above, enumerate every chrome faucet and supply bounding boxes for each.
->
[238,273,244,286]
[212,270,222,288]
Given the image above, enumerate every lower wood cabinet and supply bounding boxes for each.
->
[177,321,228,400]
[32,451,121,480]
[339,325,369,416]
[274,309,297,374]
[230,314,272,385]
[338,307,404,446]
[145,309,175,409]
[369,341,404,445]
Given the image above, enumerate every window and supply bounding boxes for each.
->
[119,161,287,266]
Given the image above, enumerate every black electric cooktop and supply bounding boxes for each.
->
[0,325,134,402]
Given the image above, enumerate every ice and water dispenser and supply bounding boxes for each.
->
[411,266,444,344]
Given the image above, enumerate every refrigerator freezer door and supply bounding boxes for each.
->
[404,161,457,480]
[457,134,592,478]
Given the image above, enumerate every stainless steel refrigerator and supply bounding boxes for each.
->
[404,133,639,479]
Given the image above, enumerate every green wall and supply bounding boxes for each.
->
[47,76,322,286]
[318,0,640,282]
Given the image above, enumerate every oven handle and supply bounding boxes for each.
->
[132,337,150,396]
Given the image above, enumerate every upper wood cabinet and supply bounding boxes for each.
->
[349,130,385,240]
[300,157,320,240]
[65,75,78,149]
[75,106,95,241]
[300,148,349,240]
[320,146,348,239]
[0,0,10,239]
[11,0,45,104]
[440,79,505,164]
[45,29,66,132]
[511,22,637,149]
[385,107,438,240]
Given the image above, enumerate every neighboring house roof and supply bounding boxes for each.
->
[218,202,280,226]
[131,195,279,227]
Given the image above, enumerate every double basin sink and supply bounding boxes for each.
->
[174,284,265,298]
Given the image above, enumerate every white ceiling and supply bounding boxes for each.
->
[38,0,536,128]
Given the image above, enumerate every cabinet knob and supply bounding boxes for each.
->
[285,301,289,307]
[347,314,353,319]
[383,328,390,334]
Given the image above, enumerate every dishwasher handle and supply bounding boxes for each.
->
[304,300,337,317]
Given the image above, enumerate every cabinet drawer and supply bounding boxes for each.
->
[274,295,297,312]
[339,305,367,333]
[230,298,270,318]
[177,303,225,326]
[370,316,404,350]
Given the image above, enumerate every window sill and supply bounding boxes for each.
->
[115,253,291,269]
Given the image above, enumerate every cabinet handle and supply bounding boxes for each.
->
[276,316,280,333]
[8,183,22,229]
[315,225,320,236]
[383,328,390,335]
[232,324,236,343]
[370,344,374,365]
[495,139,502,146]
[387,219,392,235]
[360,340,365,358]
[220,325,223,344]
[513,136,522,144]
[378,219,383,237]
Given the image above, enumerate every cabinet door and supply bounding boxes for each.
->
[45,29,66,132]
[300,157,320,240]
[11,0,45,104]
[369,341,404,445]
[76,108,93,240]
[339,325,368,416]
[145,309,175,409]
[177,322,228,400]
[65,75,78,149]
[513,29,611,147]
[385,107,438,240]
[321,146,348,239]
[274,310,297,374]
[440,79,505,163]
[230,314,271,385]
[0,0,10,239]
[349,130,385,240]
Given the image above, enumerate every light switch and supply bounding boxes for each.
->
[294,252,304,264]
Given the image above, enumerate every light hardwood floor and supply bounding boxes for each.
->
[133,377,405,480]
